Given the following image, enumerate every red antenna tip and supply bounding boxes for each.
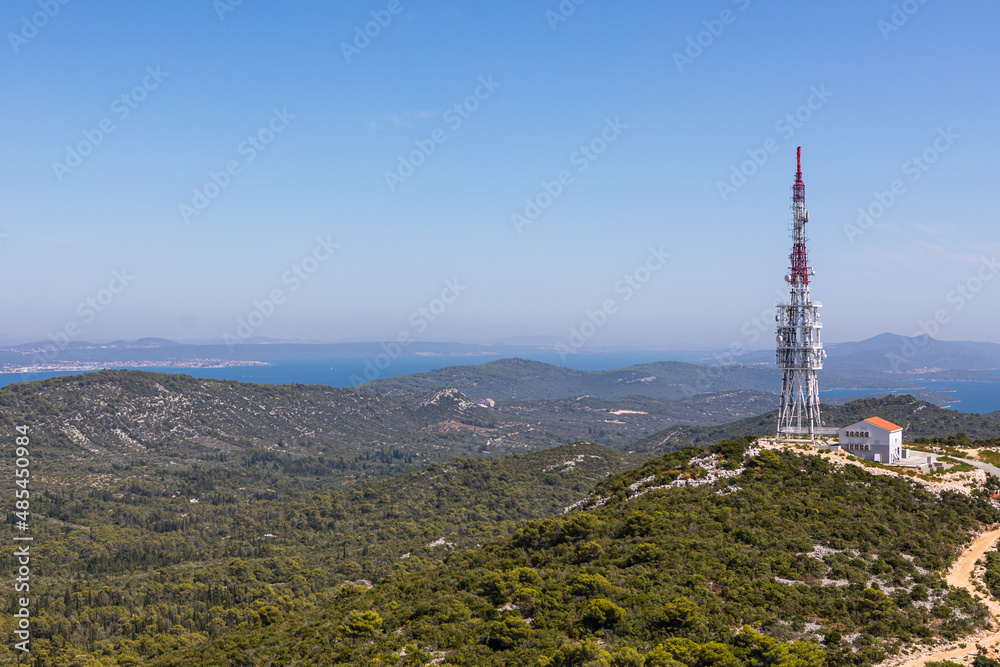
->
[792,147,806,205]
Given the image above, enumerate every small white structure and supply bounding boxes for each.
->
[837,417,903,463]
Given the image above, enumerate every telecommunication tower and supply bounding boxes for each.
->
[776,147,826,440]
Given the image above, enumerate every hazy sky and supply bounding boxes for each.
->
[2,1,998,350]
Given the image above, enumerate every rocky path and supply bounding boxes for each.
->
[891,526,1000,666]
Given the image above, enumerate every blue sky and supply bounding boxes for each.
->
[1,0,998,350]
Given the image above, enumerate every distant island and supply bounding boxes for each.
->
[0,359,271,373]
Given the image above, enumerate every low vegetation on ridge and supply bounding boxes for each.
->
[3,371,1000,665]
[147,441,999,666]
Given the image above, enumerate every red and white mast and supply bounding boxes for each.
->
[776,147,826,440]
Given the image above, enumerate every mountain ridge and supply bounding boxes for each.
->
[631,394,1000,454]
[145,443,1000,666]
[358,358,781,401]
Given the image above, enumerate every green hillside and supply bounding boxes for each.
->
[493,391,780,447]
[0,443,634,666]
[0,370,614,495]
[632,394,1000,454]
[146,443,999,666]
[0,371,774,496]
[5,374,1000,665]
[358,358,781,401]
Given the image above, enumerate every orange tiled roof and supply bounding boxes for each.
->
[863,417,902,432]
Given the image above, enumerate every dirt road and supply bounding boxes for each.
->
[892,526,1000,666]
[762,441,1000,665]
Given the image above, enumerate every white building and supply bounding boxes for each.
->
[837,417,903,463]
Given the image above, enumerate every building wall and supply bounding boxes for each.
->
[837,421,903,463]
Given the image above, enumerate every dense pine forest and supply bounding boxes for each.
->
[149,444,998,665]
[2,372,1000,665]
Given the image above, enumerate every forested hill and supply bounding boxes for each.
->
[632,394,1000,453]
[358,357,781,401]
[0,371,772,496]
[6,373,997,500]
[0,442,635,665]
[148,443,1000,666]
[0,370,544,492]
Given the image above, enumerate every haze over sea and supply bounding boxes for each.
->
[0,352,670,391]
[3,353,1000,415]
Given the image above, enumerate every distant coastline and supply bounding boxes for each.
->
[1,359,270,373]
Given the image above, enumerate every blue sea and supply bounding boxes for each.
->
[0,351,673,391]
[821,380,1000,415]
[6,354,1000,415]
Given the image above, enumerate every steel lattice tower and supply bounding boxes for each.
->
[776,147,826,440]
